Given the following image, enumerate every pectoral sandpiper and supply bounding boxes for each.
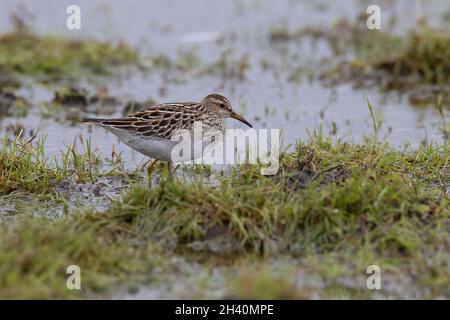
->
[82,93,252,174]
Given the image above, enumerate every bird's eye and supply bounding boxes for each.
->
[218,102,226,108]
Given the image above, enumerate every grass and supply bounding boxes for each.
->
[275,18,450,86]
[95,136,448,257]
[228,263,306,299]
[0,29,138,82]
[0,133,114,195]
[0,7,447,299]
[354,28,450,84]
[0,135,55,194]
[56,135,103,184]
[0,132,448,298]
[0,133,156,298]
[0,214,156,299]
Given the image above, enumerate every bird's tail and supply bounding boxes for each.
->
[82,118,104,123]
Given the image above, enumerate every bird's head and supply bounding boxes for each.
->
[201,93,252,128]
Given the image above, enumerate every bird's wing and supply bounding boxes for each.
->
[93,103,201,140]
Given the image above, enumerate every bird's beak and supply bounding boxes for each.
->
[230,111,253,128]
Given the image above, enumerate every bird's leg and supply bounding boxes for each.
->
[146,159,159,177]
[139,158,152,171]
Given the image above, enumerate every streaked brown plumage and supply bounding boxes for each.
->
[83,94,252,163]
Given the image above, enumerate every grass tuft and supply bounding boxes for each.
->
[0,135,448,298]
[91,138,449,257]
[0,30,138,81]
[0,135,55,194]
[0,215,152,298]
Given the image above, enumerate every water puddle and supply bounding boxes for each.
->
[0,0,448,299]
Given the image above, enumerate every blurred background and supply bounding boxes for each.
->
[0,0,448,170]
[0,0,449,299]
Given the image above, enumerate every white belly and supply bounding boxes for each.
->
[105,127,216,162]
[124,136,177,161]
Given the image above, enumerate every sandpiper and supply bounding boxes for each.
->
[83,94,252,173]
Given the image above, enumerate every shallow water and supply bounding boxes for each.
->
[0,0,449,299]
[0,0,448,167]
[1,0,448,226]
[114,255,432,299]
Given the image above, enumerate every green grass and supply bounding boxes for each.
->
[0,214,155,299]
[354,28,450,84]
[228,263,306,299]
[283,18,450,85]
[56,135,104,184]
[0,30,138,81]
[0,135,55,194]
[92,137,448,257]
[0,133,448,298]
[0,134,113,195]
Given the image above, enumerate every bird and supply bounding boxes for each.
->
[82,93,253,174]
